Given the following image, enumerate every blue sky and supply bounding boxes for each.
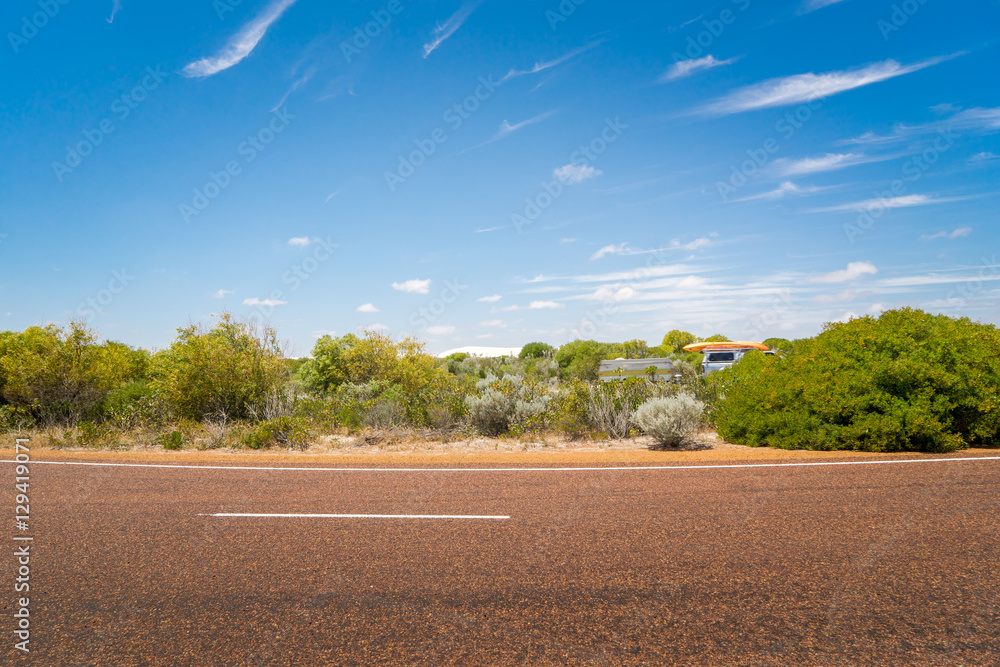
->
[2,0,998,356]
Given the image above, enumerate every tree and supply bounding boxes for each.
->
[0,322,148,424]
[612,339,649,359]
[762,338,793,353]
[661,330,697,354]
[519,342,555,359]
[299,330,442,397]
[151,314,286,421]
[555,340,616,381]
[700,333,731,343]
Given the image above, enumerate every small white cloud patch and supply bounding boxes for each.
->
[554,164,601,184]
[392,279,432,294]
[243,297,288,307]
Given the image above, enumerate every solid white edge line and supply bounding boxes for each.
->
[199,513,510,520]
[2,456,999,472]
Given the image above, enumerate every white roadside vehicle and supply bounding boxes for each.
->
[682,341,774,376]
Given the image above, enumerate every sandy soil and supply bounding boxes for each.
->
[4,427,992,466]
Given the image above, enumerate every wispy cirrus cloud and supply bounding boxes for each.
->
[182,0,299,78]
[700,55,960,116]
[212,289,233,299]
[841,106,1000,145]
[661,55,738,82]
[106,0,121,24]
[732,181,829,202]
[798,0,850,14]
[423,1,482,58]
[920,227,972,240]
[805,194,961,213]
[500,41,603,83]
[809,261,877,283]
[772,152,893,176]
[462,111,557,152]
[589,237,716,260]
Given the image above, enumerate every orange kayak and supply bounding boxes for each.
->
[682,341,770,352]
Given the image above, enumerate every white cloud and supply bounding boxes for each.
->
[425,325,456,335]
[970,151,1000,163]
[661,55,738,82]
[920,227,972,240]
[841,106,1000,146]
[733,181,827,202]
[554,163,601,184]
[477,295,502,303]
[588,286,637,302]
[182,0,299,78]
[213,289,234,299]
[391,279,431,294]
[588,239,714,260]
[367,323,390,332]
[881,271,1000,287]
[495,112,556,138]
[106,0,121,24]
[243,297,288,307]
[287,236,312,247]
[560,238,577,244]
[700,55,958,115]
[356,303,379,313]
[773,152,888,176]
[809,261,878,283]
[806,194,958,213]
[423,1,481,58]
[590,243,629,260]
[500,41,602,82]
[676,275,709,289]
[799,0,850,13]
[529,301,563,309]
[463,112,558,152]
[479,319,507,328]
[680,237,713,251]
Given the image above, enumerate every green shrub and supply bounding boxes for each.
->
[587,378,671,439]
[151,314,286,421]
[634,394,705,447]
[547,378,593,438]
[242,416,312,450]
[99,381,166,429]
[712,309,1000,452]
[162,431,183,450]
[0,405,34,432]
[465,373,549,436]
[519,342,555,359]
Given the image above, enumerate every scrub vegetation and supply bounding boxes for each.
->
[1,309,997,453]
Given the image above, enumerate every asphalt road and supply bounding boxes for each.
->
[4,454,1000,666]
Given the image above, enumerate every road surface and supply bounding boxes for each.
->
[3,451,999,665]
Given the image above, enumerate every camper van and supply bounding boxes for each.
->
[598,358,678,382]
